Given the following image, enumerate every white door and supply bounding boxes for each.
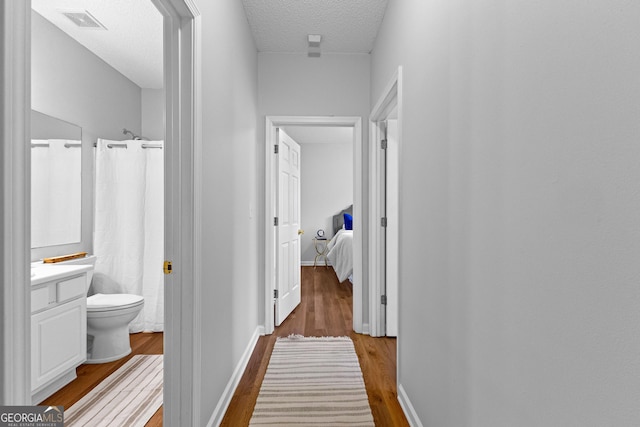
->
[275,129,302,326]
[385,119,399,337]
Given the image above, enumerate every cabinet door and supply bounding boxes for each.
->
[31,298,86,392]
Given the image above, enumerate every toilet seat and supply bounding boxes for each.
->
[87,293,144,312]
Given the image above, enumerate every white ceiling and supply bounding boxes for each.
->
[31,0,163,89]
[31,0,388,89]
[242,0,389,53]
[282,126,353,145]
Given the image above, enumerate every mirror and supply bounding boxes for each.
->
[31,110,82,248]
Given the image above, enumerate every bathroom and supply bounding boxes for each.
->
[29,0,165,416]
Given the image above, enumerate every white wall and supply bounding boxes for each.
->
[31,12,142,141]
[192,1,259,424]
[300,142,353,263]
[371,0,640,425]
[258,52,370,321]
[141,88,164,141]
[31,11,142,261]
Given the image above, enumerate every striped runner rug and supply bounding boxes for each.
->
[64,355,162,427]
[250,336,375,426]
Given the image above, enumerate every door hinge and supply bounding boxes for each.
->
[163,261,173,275]
[381,295,387,305]
[274,289,279,299]
[274,144,279,154]
[381,139,388,150]
[381,217,387,227]
[274,217,279,226]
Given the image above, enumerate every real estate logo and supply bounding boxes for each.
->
[0,406,63,427]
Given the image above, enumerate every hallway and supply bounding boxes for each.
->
[221,266,408,425]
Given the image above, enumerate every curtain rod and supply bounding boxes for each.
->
[31,142,81,148]
[92,142,163,149]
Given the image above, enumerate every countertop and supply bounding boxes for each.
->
[30,263,92,286]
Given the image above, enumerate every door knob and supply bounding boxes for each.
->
[298,229,304,235]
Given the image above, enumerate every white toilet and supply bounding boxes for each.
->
[85,293,144,363]
[53,255,144,364]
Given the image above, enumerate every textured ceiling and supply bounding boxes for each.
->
[282,126,353,145]
[31,0,389,89]
[31,0,163,89]
[242,0,389,53]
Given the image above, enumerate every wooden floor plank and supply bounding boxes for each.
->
[220,266,409,426]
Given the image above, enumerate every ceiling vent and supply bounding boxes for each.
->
[61,10,107,30]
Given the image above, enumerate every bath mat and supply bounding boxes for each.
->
[64,355,162,427]
[249,336,375,426]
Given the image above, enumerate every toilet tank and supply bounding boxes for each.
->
[50,254,97,291]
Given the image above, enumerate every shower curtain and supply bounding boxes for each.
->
[93,138,164,332]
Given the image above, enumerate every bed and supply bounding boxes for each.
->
[327,206,354,283]
[331,205,352,236]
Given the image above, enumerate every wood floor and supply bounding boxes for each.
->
[41,331,164,426]
[221,266,408,426]
[42,266,406,426]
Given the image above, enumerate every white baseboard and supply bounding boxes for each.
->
[207,325,263,427]
[398,384,423,427]
[301,260,333,267]
[362,322,370,335]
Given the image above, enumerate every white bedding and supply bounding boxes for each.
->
[327,229,353,282]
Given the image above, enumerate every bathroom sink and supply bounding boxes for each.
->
[30,263,92,286]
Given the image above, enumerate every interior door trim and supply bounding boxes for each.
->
[264,116,363,335]
[369,66,402,338]
[0,0,31,405]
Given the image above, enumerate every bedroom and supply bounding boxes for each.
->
[284,125,354,275]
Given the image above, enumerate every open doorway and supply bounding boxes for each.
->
[274,125,354,328]
[2,1,200,424]
[264,116,364,335]
[29,0,165,420]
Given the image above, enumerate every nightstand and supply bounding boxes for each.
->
[313,237,329,268]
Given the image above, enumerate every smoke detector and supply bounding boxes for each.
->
[60,10,107,30]
[308,34,322,47]
[308,34,322,57]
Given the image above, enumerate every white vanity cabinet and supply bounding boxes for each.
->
[30,265,90,404]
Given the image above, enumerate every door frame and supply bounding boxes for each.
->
[0,0,31,405]
[151,0,201,425]
[1,2,202,425]
[369,66,403,337]
[264,116,363,335]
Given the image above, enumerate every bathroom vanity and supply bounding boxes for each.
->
[30,263,91,404]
